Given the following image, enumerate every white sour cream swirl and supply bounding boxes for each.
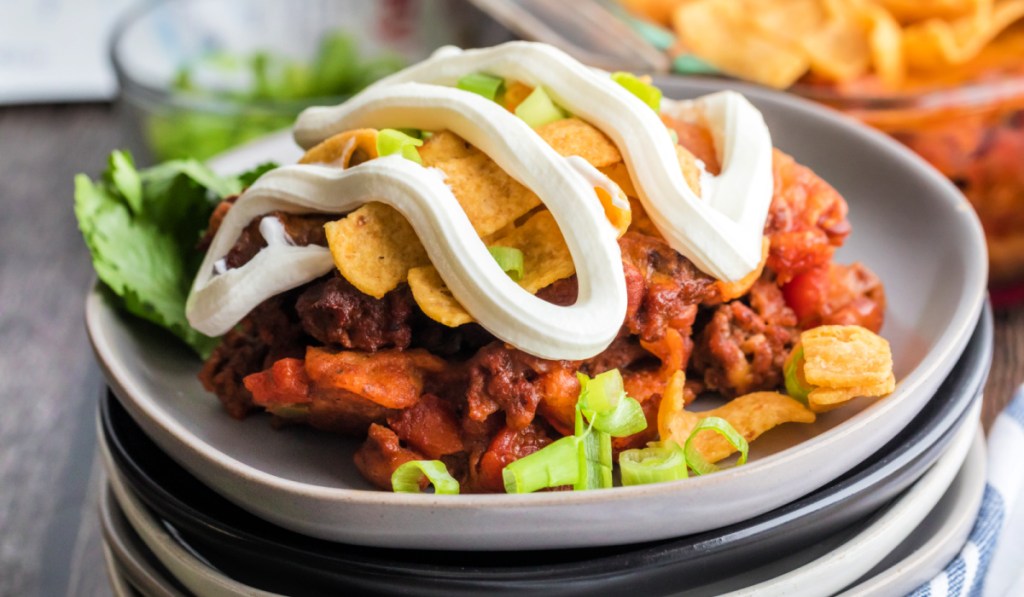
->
[187,85,628,360]
[188,41,777,361]
[296,41,774,283]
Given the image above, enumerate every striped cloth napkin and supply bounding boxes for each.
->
[910,387,1024,597]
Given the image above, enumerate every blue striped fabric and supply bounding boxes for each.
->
[908,387,1024,597]
[1004,394,1024,428]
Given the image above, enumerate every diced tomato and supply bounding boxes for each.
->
[476,425,552,493]
[782,265,829,326]
[243,358,311,407]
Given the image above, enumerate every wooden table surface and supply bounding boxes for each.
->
[1,103,1022,597]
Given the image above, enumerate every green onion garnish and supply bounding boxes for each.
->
[611,72,662,112]
[376,128,424,164]
[619,443,689,486]
[488,246,524,281]
[502,435,580,493]
[683,417,749,476]
[502,368,648,493]
[457,72,505,102]
[784,344,814,404]
[391,460,460,494]
[514,86,568,128]
[574,408,612,490]
[578,369,624,414]
[591,396,648,437]
[396,128,424,139]
[578,370,648,437]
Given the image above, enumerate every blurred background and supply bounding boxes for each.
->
[1,1,1023,596]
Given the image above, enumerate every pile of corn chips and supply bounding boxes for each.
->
[303,112,637,327]
[624,0,1024,88]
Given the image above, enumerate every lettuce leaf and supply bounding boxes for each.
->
[75,151,277,358]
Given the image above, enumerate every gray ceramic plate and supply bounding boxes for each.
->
[86,78,987,550]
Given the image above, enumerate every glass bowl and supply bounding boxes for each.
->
[791,31,1024,301]
[110,0,511,163]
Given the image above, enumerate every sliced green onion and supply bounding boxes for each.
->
[457,72,505,102]
[514,86,567,128]
[396,128,424,139]
[668,129,679,145]
[577,370,648,437]
[574,409,612,490]
[391,460,460,494]
[620,443,688,486]
[591,396,648,437]
[487,246,524,281]
[376,128,424,164]
[502,435,580,493]
[684,417,749,476]
[784,344,814,404]
[578,370,624,414]
[611,72,662,112]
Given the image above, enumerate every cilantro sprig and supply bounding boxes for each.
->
[75,151,276,358]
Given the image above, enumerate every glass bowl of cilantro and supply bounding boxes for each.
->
[111,0,503,162]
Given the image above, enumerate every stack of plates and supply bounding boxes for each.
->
[86,78,992,596]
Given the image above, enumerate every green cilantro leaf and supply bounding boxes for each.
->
[74,151,279,358]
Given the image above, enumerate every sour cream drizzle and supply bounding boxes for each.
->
[188,41,777,361]
[296,41,774,282]
[187,86,628,360]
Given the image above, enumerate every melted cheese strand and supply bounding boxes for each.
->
[295,41,773,282]
[187,157,625,360]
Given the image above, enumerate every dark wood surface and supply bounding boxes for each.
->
[0,103,1021,597]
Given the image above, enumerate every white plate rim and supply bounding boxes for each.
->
[838,414,987,595]
[97,386,984,596]
[98,486,188,597]
[101,441,280,597]
[718,399,982,597]
[85,78,989,549]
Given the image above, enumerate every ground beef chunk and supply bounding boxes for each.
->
[619,232,717,343]
[354,424,426,491]
[693,276,799,398]
[764,150,851,284]
[618,232,716,373]
[387,394,464,459]
[296,274,414,351]
[222,211,334,270]
[197,196,238,252]
[199,327,266,419]
[466,342,579,431]
[409,318,494,359]
[535,276,579,306]
[474,423,554,493]
[580,336,652,376]
[198,293,306,418]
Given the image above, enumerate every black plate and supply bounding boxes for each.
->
[101,304,992,596]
